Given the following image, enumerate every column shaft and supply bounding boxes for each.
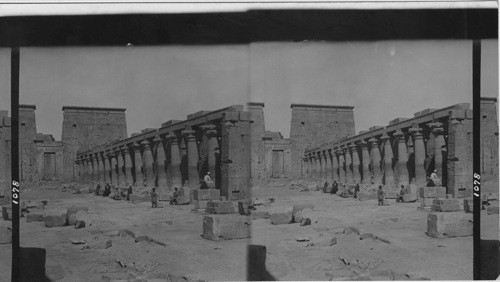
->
[360,142,371,184]
[156,139,169,189]
[350,145,361,184]
[184,131,200,188]
[123,149,133,187]
[370,139,383,185]
[382,135,395,186]
[331,152,339,182]
[169,137,183,188]
[133,145,143,187]
[395,131,409,186]
[143,141,155,187]
[116,150,124,186]
[325,151,332,183]
[110,154,118,186]
[338,151,346,184]
[344,148,353,184]
[410,129,426,187]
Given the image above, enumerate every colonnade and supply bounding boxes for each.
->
[304,122,447,188]
[76,125,221,191]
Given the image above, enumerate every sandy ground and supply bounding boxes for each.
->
[4,183,248,282]
[0,180,497,281]
[250,181,490,281]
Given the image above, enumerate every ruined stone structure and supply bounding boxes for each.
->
[290,104,355,178]
[62,106,127,181]
[480,97,499,181]
[0,110,11,198]
[303,99,499,198]
[249,103,355,183]
[76,105,251,201]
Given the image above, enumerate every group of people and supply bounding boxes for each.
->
[95,183,134,200]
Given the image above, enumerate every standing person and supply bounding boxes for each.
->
[396,184,406,203]
[103,183,111,197]
[354,183,360,199]
[377,185,385,206]
[95,183,101,196]
[331,181,338,195]
[126,186,133,201]
[323,181,329,193]
[151,187,158,208]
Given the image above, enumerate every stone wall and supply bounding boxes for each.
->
[0,111,11,198]
[480,97,499,181]
[19,105,37,182]
[62,106,127,181]
[290,104,355,178]
[248,103,266,183]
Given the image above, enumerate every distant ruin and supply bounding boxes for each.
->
[0,98,497,200]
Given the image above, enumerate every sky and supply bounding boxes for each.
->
[0,39,498,139]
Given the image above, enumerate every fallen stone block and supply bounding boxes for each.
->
[193,200,210,210]
[104,230,120,237]
[177,195,191,205]
[205,201,234,214]
[251,211,270,219]
[75,220,86,229]
[90,240,113,249]
[403,193,417,203]
[300,208,317,224]
[427,212,473,238]
[316,237,337,246]
[487,206,499,215]
[463,199,473,213]
[421,198,434,207]
[180,187,191,197]
[202,214,251,240]
[44,210,67,228]
[68,209,89,225]
[26,213,44,222]
[0,227,11,244]
[135,235,153,243]
[419,187,446,198]
[269,206,293,225]
[431,199,461,212]
[300,218,312,226]
[2,206,21,220]
[70,239,86,245]
[292,204,314,222]
[343,226,360,235]
[66,207,89,224]
[295,236,311,242]
[193,189,220,201]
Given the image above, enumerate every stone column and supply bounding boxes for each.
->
[394,130,409,186]
[167,135,183,188]
[115,148,124,187]
[331,150,339,182]
[430,123,446,184]
[102,152,109,184]
[133,143,143,187]
[325,150,333,183]
[381,134,395,187]
[315,152,322,181]
[109,153,117,186]
[155,137,169,189]
[409,128,426,187]
[318,151,325,181]
[360,141,371,184]
[203,126,219,179]
[343,146,353,184]
[308,155,314,180]
[88,157,94,184]
[183,130,200,188]
[123,147,133,187]
[339,149,347,184]
[369,138,383,185]
[93,153,100,184]
[350,144,361,184]
[142,140,155,187]
[81,157,86,182]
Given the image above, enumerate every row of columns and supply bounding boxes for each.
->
[304,123,446,188]
[76,125,220,191]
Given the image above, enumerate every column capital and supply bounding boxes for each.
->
[341,146,349,153]
[409,127,423,136]
[359,141,369,149]
[200,124,217,132]
[431,127,444,135]
[380,134,390,141]
[347,143,355,150]
[393,130,404,138]
[107,152,115,158]
[427,122,443,129]
[121,147,131,154]
[182,129,196,138]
